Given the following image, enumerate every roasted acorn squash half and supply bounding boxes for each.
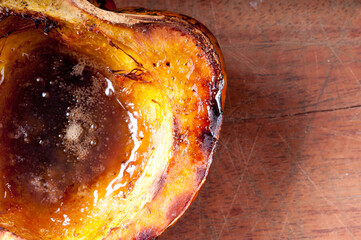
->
[0,0,226,239]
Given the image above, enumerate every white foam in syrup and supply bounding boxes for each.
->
[61,72,104,160]
[65,122,83,143]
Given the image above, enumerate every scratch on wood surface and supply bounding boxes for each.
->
[218,138,237,170]
[297,163,355,239]
[328,44,360,89]
[277,132,294,159]
[227,49,268,75]
[286,214,297,238]
[316,126,361,143]
[218,129,245,174]
[236,134,246,162]
[350,108,361,121]
[245,174,273,239]
[319,22,361,90]
[279,213,289,239]
[196,197,202,238]
[333,213,355,239]
[251,220,260,232]
[298,163,335,207]
[316,137,358,238]
[209,0,219,39]
[314,59,332,117]
[216,127,261,240]
[314,51,319,89]
[219,206,229,231]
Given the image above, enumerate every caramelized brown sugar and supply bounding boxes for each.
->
[0,16,174,239]
[1,44,128,204]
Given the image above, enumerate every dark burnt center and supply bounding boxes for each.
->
[0,44,125,205]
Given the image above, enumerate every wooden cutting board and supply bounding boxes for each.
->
[114,1,361,239]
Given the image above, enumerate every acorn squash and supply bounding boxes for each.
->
[0,0,226,239]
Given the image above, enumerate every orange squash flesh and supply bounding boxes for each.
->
[0,1,226,239]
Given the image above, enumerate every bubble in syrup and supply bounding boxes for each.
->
[38,139,43,145]
[90,123,98,131]
[36,77,43,83]
[90,138,98,146]
[24,137,31,144]
[42,92,50,98]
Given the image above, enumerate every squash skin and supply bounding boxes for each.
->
[0,1,226,239]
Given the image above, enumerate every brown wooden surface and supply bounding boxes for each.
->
[113,1,361,239]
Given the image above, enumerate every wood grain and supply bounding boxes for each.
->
[113,0,361,239]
